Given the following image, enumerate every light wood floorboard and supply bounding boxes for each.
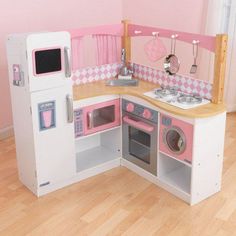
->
[0,113,236,235]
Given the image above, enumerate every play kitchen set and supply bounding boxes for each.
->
[6,20,227,205]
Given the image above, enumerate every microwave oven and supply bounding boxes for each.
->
[74,99,120,137]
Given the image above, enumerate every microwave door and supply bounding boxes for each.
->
[83,99,120,135]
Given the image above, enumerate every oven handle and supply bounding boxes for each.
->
[123,116,154,133]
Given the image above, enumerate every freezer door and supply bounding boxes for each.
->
[31,84,75,188]
[26,31,71,92]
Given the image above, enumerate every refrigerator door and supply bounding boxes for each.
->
[26,31,71,92]
[31,83,75,188]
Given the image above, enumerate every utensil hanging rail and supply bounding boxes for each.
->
[128,24,216,52]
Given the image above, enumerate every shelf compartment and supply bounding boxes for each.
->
[75,126,121,141]
[76,146,120,172]
[158,153,191,194]
[75,127,121,173]
[159,151,192,167]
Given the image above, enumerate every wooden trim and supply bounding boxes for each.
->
[128,24,216,52]
[212,34,228,104]
[121,20,131,62]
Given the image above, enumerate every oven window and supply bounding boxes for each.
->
[92,105,115,127]
[35,48,62,74]
[129,126,151,164]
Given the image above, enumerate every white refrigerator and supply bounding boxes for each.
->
[7,31,76,196]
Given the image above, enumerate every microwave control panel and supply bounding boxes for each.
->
[74,109,83,138]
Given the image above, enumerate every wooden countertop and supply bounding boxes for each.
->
[73,80,226,118]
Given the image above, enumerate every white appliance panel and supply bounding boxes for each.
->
[26,31,71,92]
[31,84,75,187]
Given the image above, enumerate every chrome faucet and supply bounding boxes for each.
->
[119,48,134,77]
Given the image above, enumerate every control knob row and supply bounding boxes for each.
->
[126,103,152,119]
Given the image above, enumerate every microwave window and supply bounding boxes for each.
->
[35,49,62,74]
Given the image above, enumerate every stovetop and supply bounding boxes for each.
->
[143,86,210,109]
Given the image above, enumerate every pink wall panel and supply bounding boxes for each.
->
[0,0,122,129]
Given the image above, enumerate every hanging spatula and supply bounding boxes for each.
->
[190,40,199,74]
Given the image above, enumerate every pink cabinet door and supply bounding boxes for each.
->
[83,99,120,135]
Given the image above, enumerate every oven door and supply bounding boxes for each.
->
[122,112,157,175]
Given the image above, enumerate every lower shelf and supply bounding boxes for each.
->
[159,166,191,194]
[76,146,121,172]
[158,152,191,195]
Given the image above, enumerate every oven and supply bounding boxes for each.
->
[74,98,120,137]
[122,99,158,175]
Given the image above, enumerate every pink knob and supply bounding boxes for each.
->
[126,103,134,112]
[143,109,151,119]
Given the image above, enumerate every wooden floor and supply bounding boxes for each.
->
[0,114,236,236]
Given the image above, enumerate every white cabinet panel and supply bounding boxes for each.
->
[31,84,75,187]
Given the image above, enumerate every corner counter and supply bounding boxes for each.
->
[73,80,226,118]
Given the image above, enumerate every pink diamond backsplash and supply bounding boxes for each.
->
[72,63,120,85]
[72,63,212,100]
[133,63,212,100]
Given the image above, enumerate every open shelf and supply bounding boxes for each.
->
[159,151,192,167]
[75,127,121,173]
[76,146,120,172]
[75,126,120,141]
[158,152,191,194]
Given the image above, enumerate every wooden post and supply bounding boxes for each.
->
[212,34,228,104]
[122,19,131,63]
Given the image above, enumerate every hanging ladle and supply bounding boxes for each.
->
[190,40,199,74]
[164,34,180,75]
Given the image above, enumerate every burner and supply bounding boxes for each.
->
[154,87,178,98]
[143,87,210,110]
[177,94,202,104]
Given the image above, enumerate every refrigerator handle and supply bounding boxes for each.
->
[66,94,74,123]
[64,47,71,78]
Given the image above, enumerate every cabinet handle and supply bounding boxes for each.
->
[66,95,73,123]
[64,47,71,78]
[88,112,93,129]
